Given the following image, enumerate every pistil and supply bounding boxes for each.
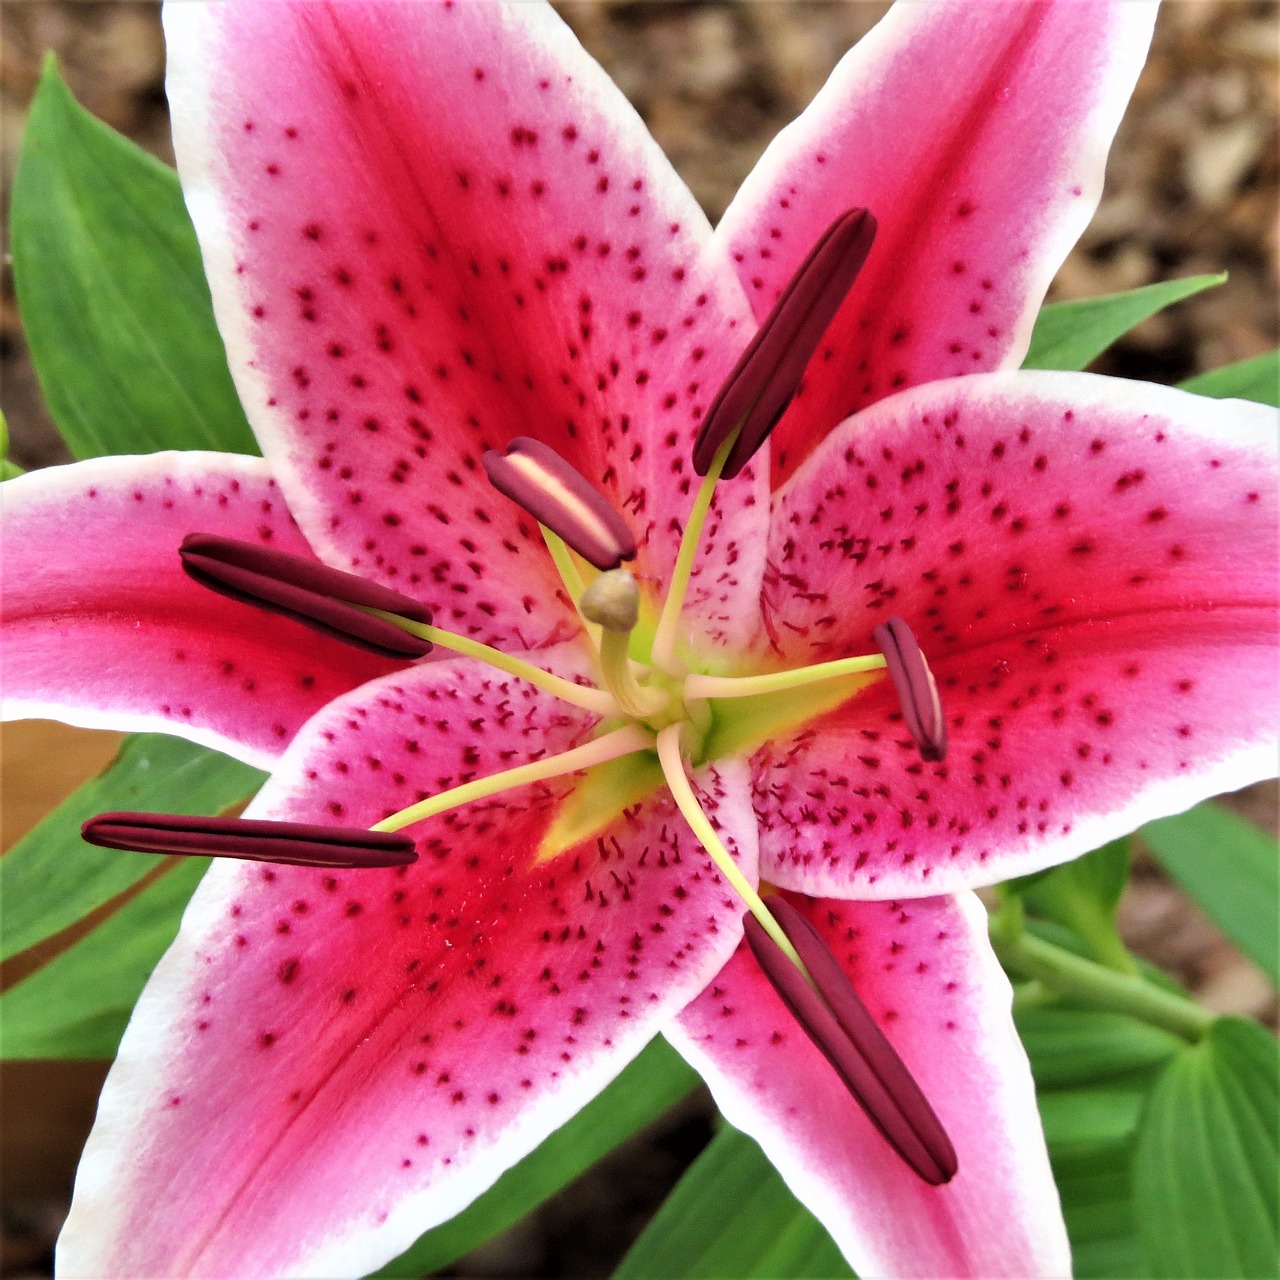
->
[580,569,670,721]
[745,897,958,1186]
[82,813,417,868]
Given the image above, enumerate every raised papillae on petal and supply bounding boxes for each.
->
[83,812,417,869]
[692,208,876,479]
[482,438,636,571]
[717,0,1158,484]
[0,453,395,768]
[181,533,433,659]
[754,372,1278,900]
[744,897,956,1185]
[671,893,1068,1278]
[164,0,768,655]
[58,657,758,1279]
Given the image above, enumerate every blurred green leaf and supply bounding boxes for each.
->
[1141,802,1278,984]
[0,734,264,962]
[1017,1006,1181,1091]
[0,409,23,478]
[0,857,206,1059]
[1132,1017,1279,1278]
[1037,1083,1152,1278]
[1023,275,1226,372]
[1179,351,1279,408]
[373,1038,698,1277]
[613,1125,852,1280]
[1013,839,1136,971]
[11,57,256,459]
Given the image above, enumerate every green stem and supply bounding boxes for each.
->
[991,919,1213,1042]
[650,433,733,673]
[356,606,617,717]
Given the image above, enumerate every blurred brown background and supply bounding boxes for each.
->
[2,2,1277,1276]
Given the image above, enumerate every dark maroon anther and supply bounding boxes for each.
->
[482,437,637,571]
[180,534,433,659]
[873,615,948,762]
[745,898,958,1186]
[82,812,417,869]
[693,208,877,479]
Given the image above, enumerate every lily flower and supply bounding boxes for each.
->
[3,2,1276,1278]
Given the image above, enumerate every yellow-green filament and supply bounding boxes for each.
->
[372,724,653,833]
[684,652,887,701]
[655,723,809,976]
[650,431,734,673]
[355,605,618,717]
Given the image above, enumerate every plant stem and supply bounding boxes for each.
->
[991,919,1214,1042]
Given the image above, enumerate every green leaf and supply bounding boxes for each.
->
[0,734,264,962]
[1053,1144,1146,1280]
[0,409,22,478]
[1022,275,1226,372]
[1141,802,1278,983]
[1016,1006,1182,1090]
[613,1126,852,1280]
[11,58,256,460]
[0,857,207,1059]
[372,1038,698,1277]
[1014,839,1136,971]
[1180,351,1279,408]
[1132,1017,1279,1278]
[1039,1086,1151,1279]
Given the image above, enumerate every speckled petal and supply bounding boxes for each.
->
[719,0,1157,486]
[751,372,1278,899]
[164,0,767,656]
[1,453,393,768]
[58,655,757,1280]
[669,891,1068,1278]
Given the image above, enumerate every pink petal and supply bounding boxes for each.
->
[164,0,767,655]
[59,656,757,1279]
[751,372,1277,898]
[669,891,1068,1279]
[1,453,393,767]
[719,0,1157,485]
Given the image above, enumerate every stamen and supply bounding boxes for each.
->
[354,605,619,717]
[654,723,806,972]
[82,812,417,868]
[744,899,958,1186]
[371,725,652,834]
[649,430,735,674]
[684,651,887,701]
[180,534,433,659]
[693,208,877,479]
[483,437,636,570]
[873,616,948,761]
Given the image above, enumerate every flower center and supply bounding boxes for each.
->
[88,208,960,1183]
